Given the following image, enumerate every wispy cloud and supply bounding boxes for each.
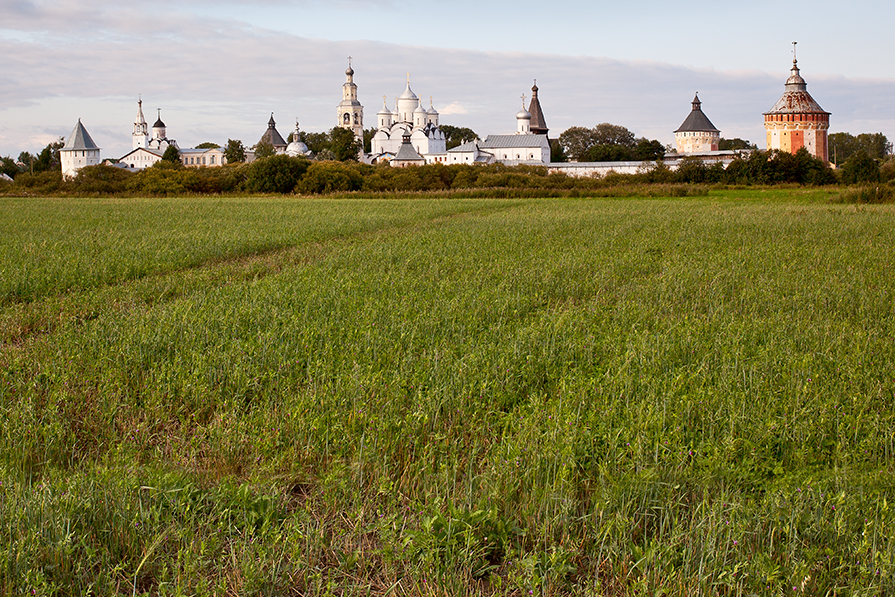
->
[2,1,894,157]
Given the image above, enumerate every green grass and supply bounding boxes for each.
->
[2,190,894,595]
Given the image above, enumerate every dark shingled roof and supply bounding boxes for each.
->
[394,137,424,162]
[675,94,719,133]
[259,114,287,148]
[528,82,548,137]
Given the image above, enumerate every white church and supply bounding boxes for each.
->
[346,64,549,166]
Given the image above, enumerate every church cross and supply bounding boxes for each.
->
[521,93,526,107]
[792,41,797,62]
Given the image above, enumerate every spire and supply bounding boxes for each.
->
[527,78,548,136]
[268,112,276,128]
[692,92,701,110]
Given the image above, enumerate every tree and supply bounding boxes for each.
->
[243,155,309,194]
[830,132,892,165]
[592,123,636,148]
[162,144,181,164]
[329,127,362,162]
[195,142,220,149]
[841,151,881,184]
[303,132,330,156]
[34,138,65,172]
[1,156,18,179]
[719,138,757,150]
[440,125,479,150]
[633,138,666,161]
[223,139,247,164]
[548,139,567,163]
[363,127,377,154]
[254,139,276,160]
[558,126,598,161]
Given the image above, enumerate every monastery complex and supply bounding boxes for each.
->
[60,49,832,178]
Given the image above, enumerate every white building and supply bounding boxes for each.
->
[446,99,550,165]
[120,99,179,169]
[674,93,720,154]
[60,119,101,178]
[337,59,365,144]
[370,75,447,165]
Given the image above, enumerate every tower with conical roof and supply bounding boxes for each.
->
[674,93,720,153]
[337,57,364,144]
[60,119,101,178]
[764,45,830,161]
[527,81,548,137]
[257,113,287,153]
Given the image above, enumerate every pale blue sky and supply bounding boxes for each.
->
[2,0,893,158]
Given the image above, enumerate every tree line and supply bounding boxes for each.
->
[3,145,894,198]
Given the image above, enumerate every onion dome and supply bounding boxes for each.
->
[675,93,719,133]
[400,77,418,100]
[764,59,829,116]
[516,107,531,121]
[378,97,392,116]
[286,121,310,157]
[427,98,438,116]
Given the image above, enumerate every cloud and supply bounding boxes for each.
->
[1,1,894,158]
[439,102,468,116]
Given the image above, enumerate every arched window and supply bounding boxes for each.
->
[343,113,350,124]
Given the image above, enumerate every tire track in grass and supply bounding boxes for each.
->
[0,199,530,350]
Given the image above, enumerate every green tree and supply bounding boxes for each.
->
[253,140,276,160]
[243,155,309,194]
[298,161,365,193]
[162,144,181,164]
[303,132,330,156]
[558,126,598,161]
[195,142,220,149]
[440,125,480,150]
[592,123,636,147]
[829,132,891,165]
[329,127,362,162]
[33,138,65,172]
[548,139,567,163]
[841,151,881,184]
[223,139,247,163]
[719,138,757,150]
[633,138,666,161]
[363,127,377,154]
[1,156,17,179]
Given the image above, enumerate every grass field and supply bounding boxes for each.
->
[2,188,894,595]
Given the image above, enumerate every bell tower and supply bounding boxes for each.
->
[133,97,149,150]
[337,57,364,144]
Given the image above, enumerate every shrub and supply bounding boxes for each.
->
[298,161,366,194]
[67,164,132,194]
[242,155,310,194]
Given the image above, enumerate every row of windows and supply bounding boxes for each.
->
[182,155,217,165]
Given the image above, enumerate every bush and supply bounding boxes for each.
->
[841,152,881,184]
[831,185,894,204]
[67,164,132,194]
[298,161,366,194]
[243,155,310,194]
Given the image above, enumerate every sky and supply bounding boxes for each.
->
[2,0,895,159]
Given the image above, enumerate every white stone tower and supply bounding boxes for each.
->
[674,93,720,153]
[133,97,149,150]
[60,119,101,178]
[337,57,364,143]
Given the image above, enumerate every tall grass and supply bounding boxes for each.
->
[2,191,895,595]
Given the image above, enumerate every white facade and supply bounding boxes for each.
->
[337,60,364,143]
[371,75,446,164]
[119,147,163,170]
[60,120,101,178]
